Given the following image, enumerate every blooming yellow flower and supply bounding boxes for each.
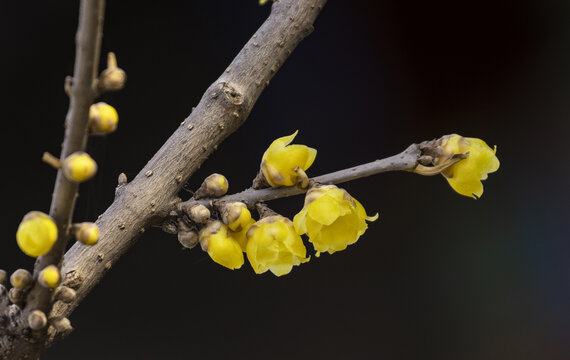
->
[246,215,309,276]
[261,131,317,187]
[199,221,244,270]
[16,211,58,258]
[439,134,500,199]
[293,185,378,256]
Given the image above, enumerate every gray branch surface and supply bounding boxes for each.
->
[181,144,421,211]
[49,0,327,341]
[1,0,105,359]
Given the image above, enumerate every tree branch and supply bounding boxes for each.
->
[1,1,106,358]
[47,0,327,343]
[180,144,421,210]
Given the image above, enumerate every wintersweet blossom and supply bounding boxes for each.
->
[199,221,244,270]
[439,134,500,199]
[260,131,317,187]
[293,184,378,256]
[246,215,309,276]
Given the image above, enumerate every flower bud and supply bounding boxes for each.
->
[50,317,73,335]
[10,269,32,289]
[74,222,99,246]
[178,229,199,249]
[89,102,119,135]
[62,152,97,183]
[0,269,6,284]
[187,204,211,224]
[193,173,229,199]
[16,211,58,258]
[220,202,252,232]
[28,310,48,330]
[99,52,126,91]
[38,265,61,288]
[54,286,76,303]
[8,287,24,304]
[199,221,244,270]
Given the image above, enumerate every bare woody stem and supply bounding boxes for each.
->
[181,144,421,210]
[1,0,105,359]
[45,0,327,346]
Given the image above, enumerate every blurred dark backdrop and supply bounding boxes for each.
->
[0,0,568,359]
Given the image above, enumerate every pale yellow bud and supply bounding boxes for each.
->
[28,310,48,330]
[89,102,119,135]
[75,222,99,245]
[10,269,32,289]
[38,265,61,288]
[62,152,97,183]
[194,173,229,199]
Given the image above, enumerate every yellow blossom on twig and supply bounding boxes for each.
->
[246,215,309,276]
[293,184,378,256]
[260,131,317,187]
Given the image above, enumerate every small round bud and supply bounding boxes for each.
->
[54,286,76,303]
[89,102,119,135]
[62,152,98,183]
[38,265,61,288]
[74,222,99,246]
[0,269,6,284]
[8,287,24,304]
[10,269,32,289]
[16,211,58,258]
[178,229,199,249]
[187,204,211,224]
[194,173,229,199]
[28,310,48,330]
[50,317,73,335]
[99,52,126,91]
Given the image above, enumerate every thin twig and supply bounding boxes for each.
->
[180,144,421,211]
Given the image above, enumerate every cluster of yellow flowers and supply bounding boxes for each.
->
[201,131,499,276]
[201,131,378,276]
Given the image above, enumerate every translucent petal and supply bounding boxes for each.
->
[307,195,341,226]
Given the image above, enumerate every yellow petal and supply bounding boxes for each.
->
[307,194,341,226]
[207,229,244,270]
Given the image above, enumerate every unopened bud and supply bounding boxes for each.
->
[99,52,126,91]
[220,202,252,232]
[89,102,119,135]
[8,287,24,304]
[62,152,97,183]
[198,220,224,252]
[54,286,76,303]
[28,310,48,330]
[50,317,73,335]
[38,265,61,288]
[74,222,99,246]
[193,173,228,199]
[16,211,58,258]
[10,269,32,289]
[178,230,199,249]
[187,204,211,224]
[0,269,6,284]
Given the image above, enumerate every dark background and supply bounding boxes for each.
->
[1,0,569,359]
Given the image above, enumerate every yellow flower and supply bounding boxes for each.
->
[16,211,58,258]
[246,215,309,276]
[439,134,500,199]
[261,131,317,187]
[38,265,61,288]
[293,185,378,256]
[89,102,119,135]
[62,152,98,183]
[199,221,244,270]
[231,217,256,252]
